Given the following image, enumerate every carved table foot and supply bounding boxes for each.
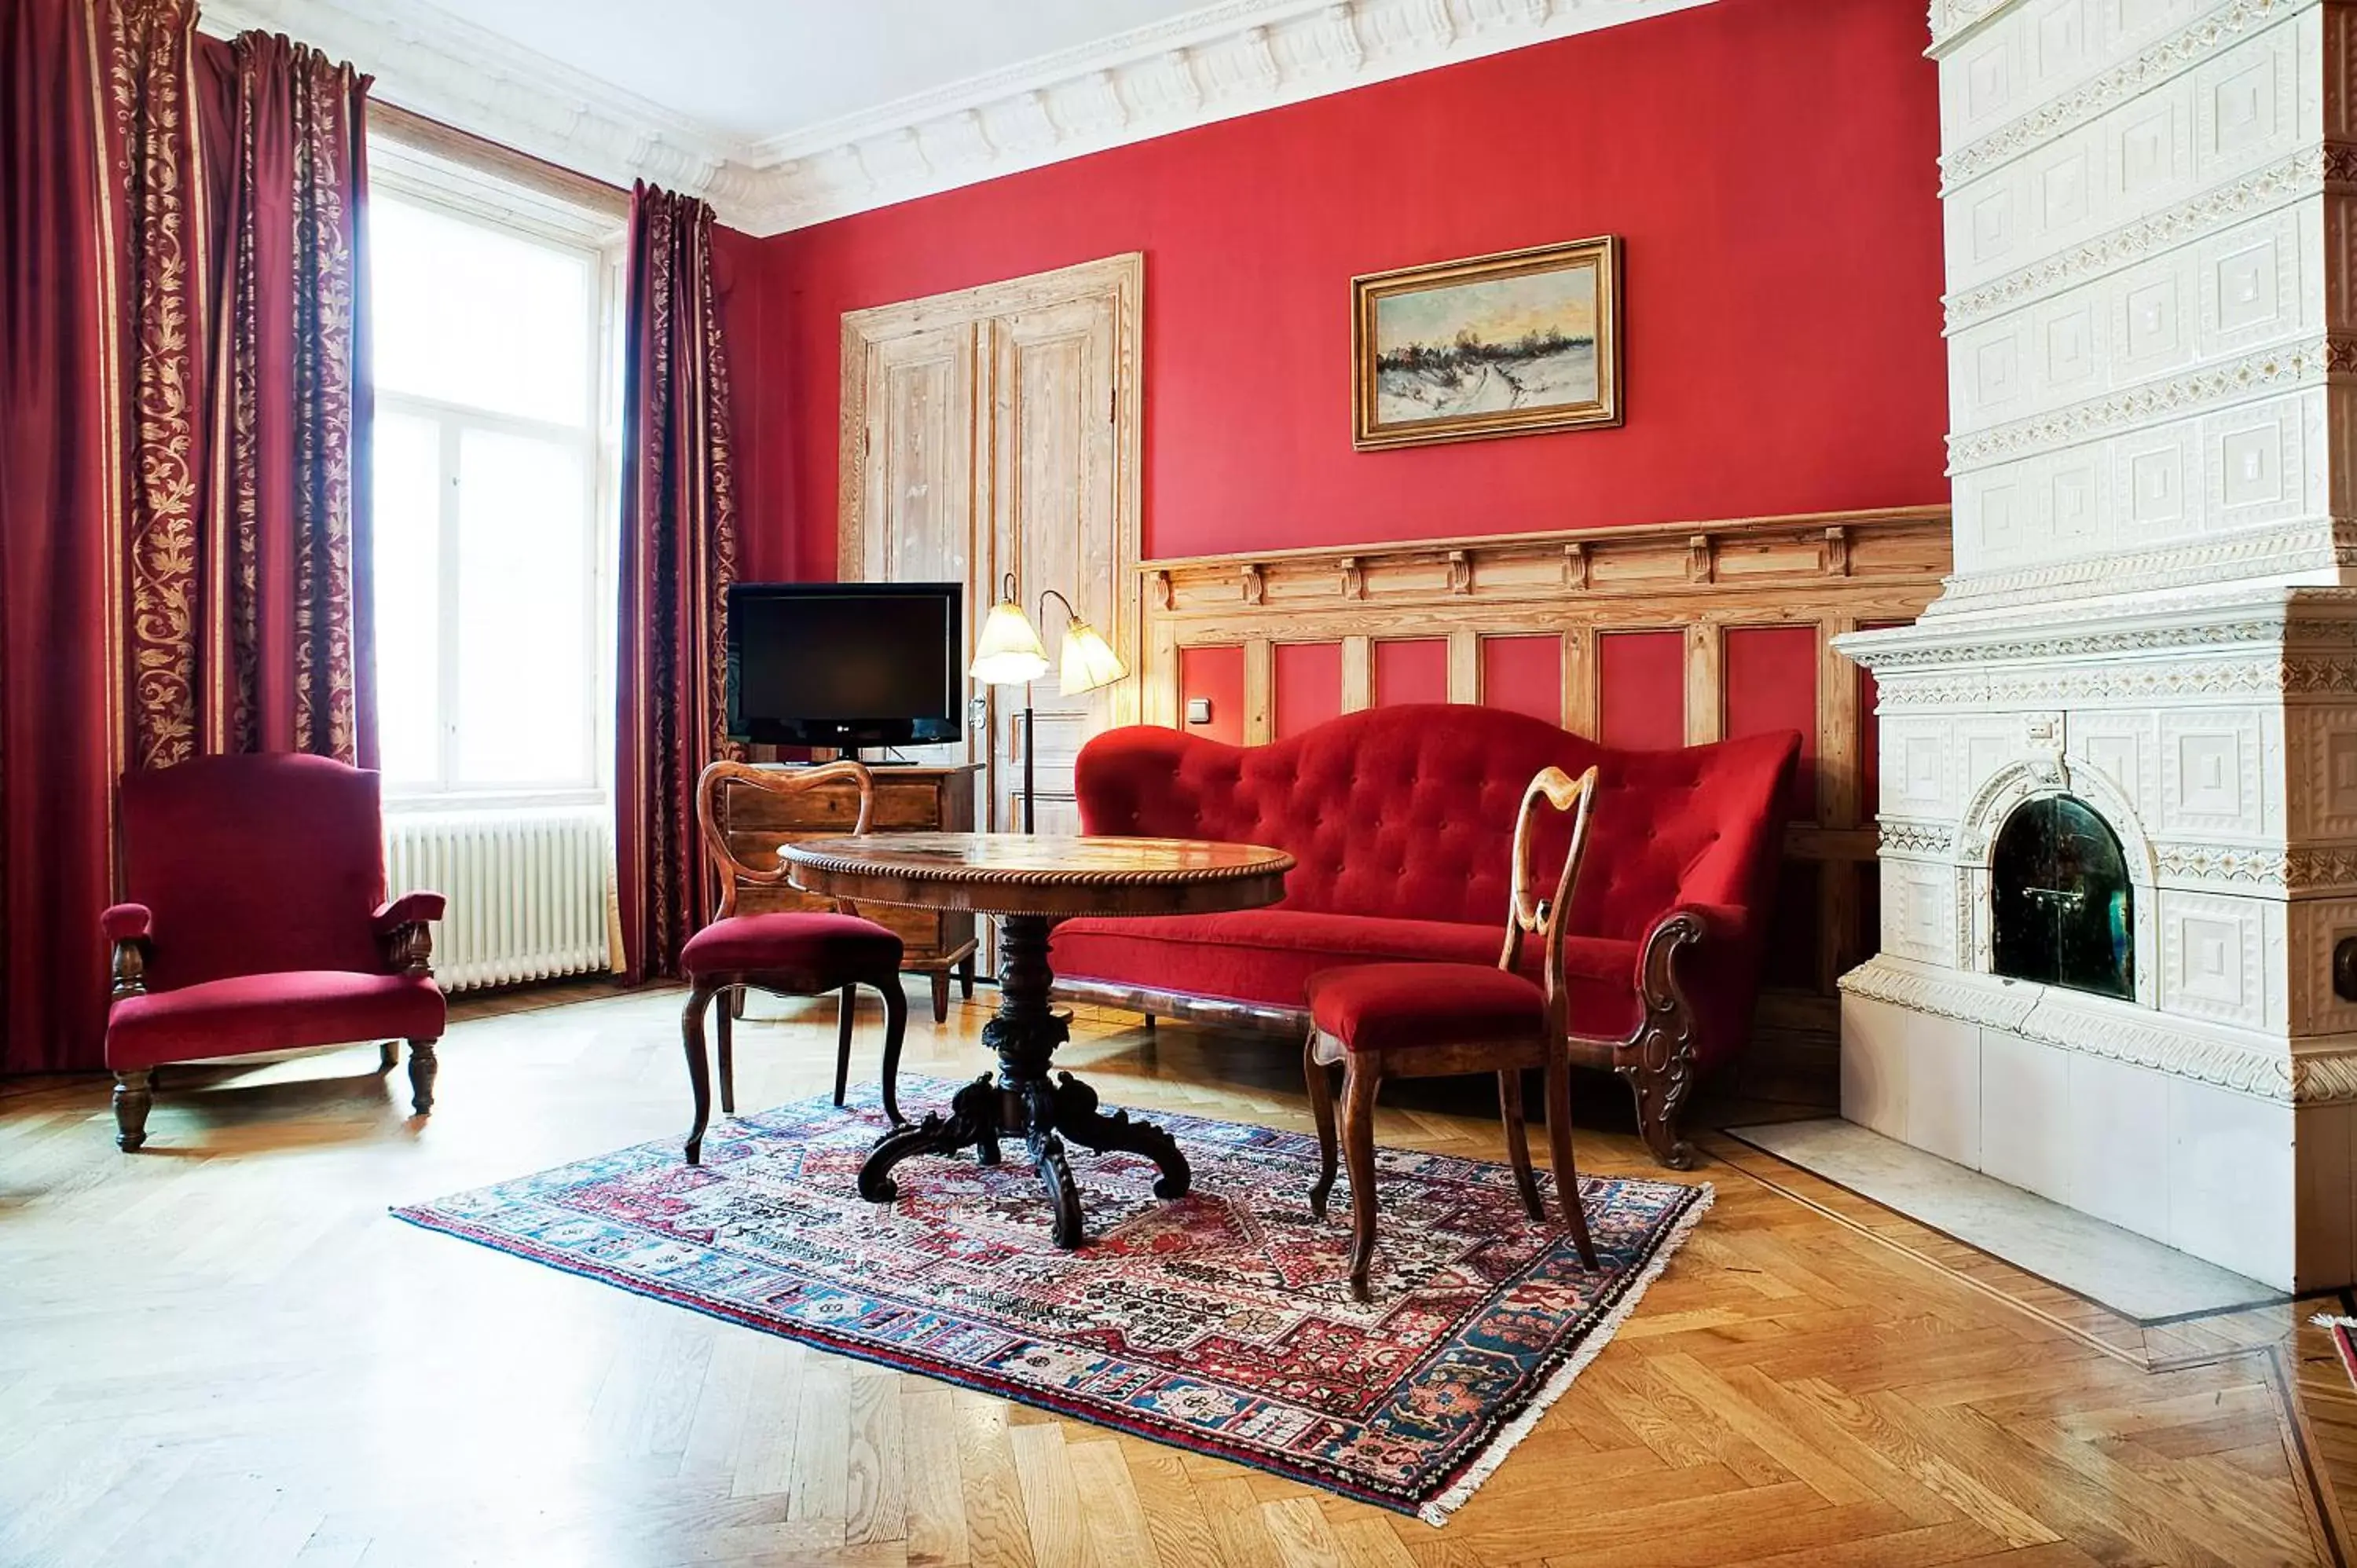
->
[859,1073,1001,1203]
[1047,1071,1191,1200]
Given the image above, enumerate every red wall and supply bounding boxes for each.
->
[724,0,1945,581]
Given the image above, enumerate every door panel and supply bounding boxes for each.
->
[839,255,1143,975]
[856,323,976,767]
[987,295,1120,837]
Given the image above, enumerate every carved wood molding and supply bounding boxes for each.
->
[1141,505,1948,616]
[1137,504,1954,1039]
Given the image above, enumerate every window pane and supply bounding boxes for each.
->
[372,409,442,786]
[371,198,591,427]
[454,429,590,786]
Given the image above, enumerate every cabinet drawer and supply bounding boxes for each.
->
[721,778,947,833]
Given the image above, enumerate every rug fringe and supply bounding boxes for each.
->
[1417,1181,1717,1527]
[2314,1313,2357,1329]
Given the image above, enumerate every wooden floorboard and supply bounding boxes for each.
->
[0,983,2350,1566]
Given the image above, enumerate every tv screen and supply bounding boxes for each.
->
[725,582,962,748]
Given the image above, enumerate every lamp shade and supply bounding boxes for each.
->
[1059,618,1127,696]
[970,597,1050,685]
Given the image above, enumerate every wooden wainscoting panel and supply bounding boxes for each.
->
[1133,504,1951,1108]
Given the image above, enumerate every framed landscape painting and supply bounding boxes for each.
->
[1351,236,1622,450]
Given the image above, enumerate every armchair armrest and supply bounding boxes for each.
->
[103,903,152,1002]
[374,890,443,976]
[102,903,152,943]
[373,891,445,931]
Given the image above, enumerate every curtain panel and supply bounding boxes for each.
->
[0,0,373,1075]
[614,184,739,984]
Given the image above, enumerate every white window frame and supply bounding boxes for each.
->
[366,138,627,813]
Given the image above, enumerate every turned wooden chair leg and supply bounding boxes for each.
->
[407,1039,439,1116]
[834,984,856,1107]
[378,1040,398,1074]
[112,1069,153,1152]
[717,985,737,1116]
[1340,1056,1384,1302]
[878,975,908,1127]
[1544,1056,1599,1269]
[1500,1068,1543,1222]
[1303,1029,1338,1218]
[683,984,716,1165]
[929,970,950,1024]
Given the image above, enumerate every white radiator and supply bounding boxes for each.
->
[383,807,613,991]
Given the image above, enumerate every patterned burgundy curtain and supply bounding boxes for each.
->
[0,0,372,1075]
[205,31,375,765]
[615,184,739,984]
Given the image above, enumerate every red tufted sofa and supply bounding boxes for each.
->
[1051,704,1799,1167]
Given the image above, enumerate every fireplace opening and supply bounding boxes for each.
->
[1990,795,2132,1000]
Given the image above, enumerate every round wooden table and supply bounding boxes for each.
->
[782,831,1293,1248]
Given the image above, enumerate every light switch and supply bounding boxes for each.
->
[1186,697,1213,725]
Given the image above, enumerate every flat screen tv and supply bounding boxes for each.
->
[724,582,962,749]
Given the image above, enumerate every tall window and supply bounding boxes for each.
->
[369,181,616,800]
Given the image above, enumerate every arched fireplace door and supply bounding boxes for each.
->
[1989,795,2133,1001]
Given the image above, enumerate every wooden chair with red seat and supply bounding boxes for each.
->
[681,760,910,1164]
[102,753,448,1152]
[1303,765,1602,1300]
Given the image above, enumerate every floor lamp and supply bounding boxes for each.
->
[970,573,1127,833]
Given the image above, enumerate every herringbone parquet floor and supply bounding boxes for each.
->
[2,982,2352,1566]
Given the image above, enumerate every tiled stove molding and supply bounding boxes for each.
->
[1939,0,2314,192]
[1945,145,2354,330]
[1945,337,2355,471]
[1842,957,2306,1100]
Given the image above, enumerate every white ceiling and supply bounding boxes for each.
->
[431,0,1229,145]
[202,0,1714,233]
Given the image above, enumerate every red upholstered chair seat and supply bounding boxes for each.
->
[680,911,903,976]
[1053,909,1642,1040]
[108,971,446,1072]
[1306,963,1545,1053]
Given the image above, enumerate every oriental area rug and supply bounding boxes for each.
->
[394,1079,1710,1522]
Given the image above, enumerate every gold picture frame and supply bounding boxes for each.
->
[1351,235,1622,451]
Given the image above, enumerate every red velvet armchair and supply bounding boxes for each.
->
[103,754,446,1151]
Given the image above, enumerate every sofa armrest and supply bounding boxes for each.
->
[374,892,443,976]
[104,903,153,1001]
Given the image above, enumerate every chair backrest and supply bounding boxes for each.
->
[1072,705,1798,942]
[1497,767,1600,1031]
[119,753,390,991]
[695,760,877,919]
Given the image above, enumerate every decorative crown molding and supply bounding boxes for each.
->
[200,0,1715,235]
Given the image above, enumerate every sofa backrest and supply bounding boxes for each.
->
[1074,704,1798,943]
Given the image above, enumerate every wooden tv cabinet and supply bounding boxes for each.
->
[716,762,981,1021]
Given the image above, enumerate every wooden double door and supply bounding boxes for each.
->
[839,255,1143,847]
